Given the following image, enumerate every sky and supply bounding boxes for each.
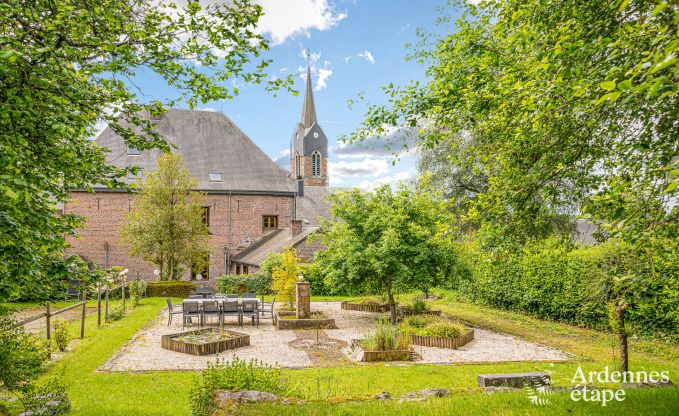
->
[136,0,462,190]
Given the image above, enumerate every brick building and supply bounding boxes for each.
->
[65,69,330,281]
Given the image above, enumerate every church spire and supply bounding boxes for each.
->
[300,65,317,128]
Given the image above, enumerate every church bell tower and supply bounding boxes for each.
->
[290,66,328,188]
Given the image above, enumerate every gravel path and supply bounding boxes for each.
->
[101,302,570,372]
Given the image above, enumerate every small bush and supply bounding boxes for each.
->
[107,303,125,322]
[0,308,49,391]
[146,281,196,297]
[216,274,271,295]
[403,299,429,313]
[129,281,148,307]
[52,319,70,352]
[22,377,70,416]
[402,314,439,329]
[189,357,288,416]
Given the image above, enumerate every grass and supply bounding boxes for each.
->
[4,296,674,415]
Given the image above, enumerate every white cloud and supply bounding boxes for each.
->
[333,125,420,159]
[255,0,347,45]
[298,53,334,90]
[272,148,291,170]
[316,68,333,90]
[357,50,375,64]
[358,171,413,191]
[342,50,375,64]
[330,158,389,177]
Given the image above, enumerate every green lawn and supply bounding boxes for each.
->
[20,297,679,415]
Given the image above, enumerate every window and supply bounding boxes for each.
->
[311,151,321,177]
[295,153,301,178]
[127,146,140,155]
[208,172,222,182]
[263,215,278,231]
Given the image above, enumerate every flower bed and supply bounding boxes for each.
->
[410,329,474,349]
[275,311,337,330]
[348,319,413,362]
[340,299,390,313]
[161,329,249,356]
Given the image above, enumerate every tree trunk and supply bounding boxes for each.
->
[386,279,396,325]
[616,303,629,373]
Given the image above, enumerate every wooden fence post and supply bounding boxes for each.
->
[80,293,87,339]
[105,286,109,321]
[97,284,101,327]
[45,301,51,340]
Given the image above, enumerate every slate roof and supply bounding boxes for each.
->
[232,227,317,266]
[296,185,331,227]
[95,109,295,194]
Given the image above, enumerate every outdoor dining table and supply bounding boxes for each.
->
[181,297,259,306]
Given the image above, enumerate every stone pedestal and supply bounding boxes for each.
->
[296,281,311,319]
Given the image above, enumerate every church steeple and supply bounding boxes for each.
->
[290,63,328,188]
[300,65,317,128]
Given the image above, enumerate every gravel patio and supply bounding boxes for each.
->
[101,301,571,372]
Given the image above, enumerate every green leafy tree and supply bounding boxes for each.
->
[316,185,458,324]
[122,153,209,280]
[0,0,292,300]
[351,0,677,247]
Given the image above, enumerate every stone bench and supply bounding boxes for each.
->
[477,372,551,388]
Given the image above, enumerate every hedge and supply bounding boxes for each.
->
[146,281,196,298]
[451,237,679,340]
[215,274,271,295]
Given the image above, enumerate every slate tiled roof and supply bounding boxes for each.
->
[232,227,317,266]
[296,186,331,227]
[95,109,295,194]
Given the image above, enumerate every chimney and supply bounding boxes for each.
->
[291,219,303,237]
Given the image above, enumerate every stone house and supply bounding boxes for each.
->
[65,68,329,280]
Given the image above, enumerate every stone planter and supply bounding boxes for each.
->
[410,329,474,349]
[161,329,249,356]
[275,311,337,330]
[340,300,390,313]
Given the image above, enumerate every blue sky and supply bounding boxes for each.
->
[138,0,461,189]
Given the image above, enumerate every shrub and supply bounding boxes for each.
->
[106,303,125,322]
[271,248,300,308]
[129,280,148,307]
[361,319,410,351]
[52,319,70,352]
[216,274,271,295]
[22,377,70,416]
[146,281,196,297]
[402,299,429,313]
[299,262,333,296]
[402,314,439,329]
[0,308,49,392]
[189,357,288,416]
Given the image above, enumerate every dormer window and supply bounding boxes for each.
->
[208,172,222,182]
[127,146,140,155]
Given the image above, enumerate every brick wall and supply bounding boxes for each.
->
[65,191,294,280]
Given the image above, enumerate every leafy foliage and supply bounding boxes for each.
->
[21,377,71,416]
[315,185,459,323]
[271,247,302,308]
[0,0,292,301]
[145,281,196,298]
[129,280,148,307]
[216,274,272,295]
[360,319,411,351]
[122,153,210,280]
[352,0,678,248]
[455,237,679,340]
[51,319,70,353]
[0,308,49,392]
[106,303,126,322]
[189,357,288,416]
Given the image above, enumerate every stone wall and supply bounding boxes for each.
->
[65,191,294,280]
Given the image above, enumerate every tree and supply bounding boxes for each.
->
[0,0,292,300]
[316,184,458,324]
[271,247,301,308]
[122,153,209,280]
[351,0,677,247]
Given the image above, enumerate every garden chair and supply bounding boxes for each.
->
[187,294,203,299]
[259,296,276,320]
[182,301,201,329]
[242,293,257,299]
[221,300,241,327]
[166,298,183,326]
[242,299,259,327]
[227,294,238,299]
[201,300,220,326]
